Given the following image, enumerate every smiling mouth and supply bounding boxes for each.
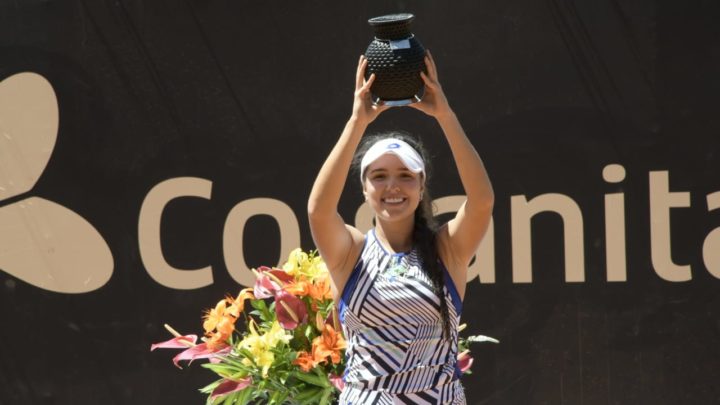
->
[382,197,406,204]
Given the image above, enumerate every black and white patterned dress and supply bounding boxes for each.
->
[338,229,465,405]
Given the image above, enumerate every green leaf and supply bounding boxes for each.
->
[269,389,289,404]
[304,324,314,340]
[294,387,324,404]
[221,391,238,405]
[250,299,267,311]
[318,387,334,405]
[201,362,247,377]
[292,370,330,388]
[213,353,253,370]
[199,378,224,395]
[236,386,255,405]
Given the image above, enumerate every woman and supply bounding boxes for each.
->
[308,51,494,404]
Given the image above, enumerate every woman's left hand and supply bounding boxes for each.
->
[409,50,453,119]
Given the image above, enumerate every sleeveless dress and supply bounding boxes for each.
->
[338,229,466,405]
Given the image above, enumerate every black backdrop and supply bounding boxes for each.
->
[1,1,719,404]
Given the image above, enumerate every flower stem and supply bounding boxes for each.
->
[164,324,196,347]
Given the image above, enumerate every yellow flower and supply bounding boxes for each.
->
[238,320,291,377]
[264,319,292,347]
[282,249,328,282]
[282,248,306,276]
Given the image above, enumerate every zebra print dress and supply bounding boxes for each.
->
[338,229,465,405]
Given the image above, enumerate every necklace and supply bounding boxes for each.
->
[386,256,409,281]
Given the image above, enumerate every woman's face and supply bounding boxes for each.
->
[362,153,424,223]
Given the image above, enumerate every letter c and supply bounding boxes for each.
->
[138,177,213,289]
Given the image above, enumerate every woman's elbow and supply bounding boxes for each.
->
[477,189,495,211]
[307,199,332,222]
[485,190,495,210]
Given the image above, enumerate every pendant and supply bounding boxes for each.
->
[386,257,408,281]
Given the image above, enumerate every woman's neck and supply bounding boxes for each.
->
[374,217,414,253]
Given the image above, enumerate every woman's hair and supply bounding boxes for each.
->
[352,131,452,339]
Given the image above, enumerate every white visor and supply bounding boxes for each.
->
[360,138,425,181]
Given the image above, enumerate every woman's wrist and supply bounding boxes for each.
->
[349,113,372,128]
[346,115,371,136]
[434,106,456,124]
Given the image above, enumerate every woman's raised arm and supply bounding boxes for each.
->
[410,51,495,288]
[307,56,388,281]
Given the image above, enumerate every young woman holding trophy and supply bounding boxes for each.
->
[308,50,494,404]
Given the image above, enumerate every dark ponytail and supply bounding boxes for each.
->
[353,131,452,339]
[412,188,452,339]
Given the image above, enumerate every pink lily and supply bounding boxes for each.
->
[151,325,234,368]
[210,377,252,400]
[171,343,231,368]
[150,334,197,351]
[253,266,293,298]
[457,350,474,373]
[275,290,307,329]
[329,373,345,392]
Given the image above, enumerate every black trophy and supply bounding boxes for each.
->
[364,13,427,106]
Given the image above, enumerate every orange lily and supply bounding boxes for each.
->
[308,276,332,301]
[293,350,317,372]
[292,324,346,371]
[225,287,254,318]
[203,299,228,334]
[283,279,310,297]
[312,324,346,365]
[215,316,235,337]
[206,316,236,350]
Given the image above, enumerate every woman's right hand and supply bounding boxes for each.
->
[351,56,389,124]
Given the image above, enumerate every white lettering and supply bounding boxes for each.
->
[603,164,627,281]
[138,177,213,289]
[649,171,691,281]
[703,191,720,278]
[511,194,585,283]
[133,170,715,290]
[224,198,300,286]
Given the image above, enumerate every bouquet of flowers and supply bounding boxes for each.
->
[152,249,497,405]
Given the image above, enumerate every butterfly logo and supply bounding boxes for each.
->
[0,72,113,293]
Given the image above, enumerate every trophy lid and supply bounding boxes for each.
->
[368,13,415,40]
[368,13,414,26]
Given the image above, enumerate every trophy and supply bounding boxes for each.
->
[364,13,427,106]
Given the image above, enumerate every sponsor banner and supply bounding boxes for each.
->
[1,2,718,403]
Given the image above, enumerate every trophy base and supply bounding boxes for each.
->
[372,95,421,107]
